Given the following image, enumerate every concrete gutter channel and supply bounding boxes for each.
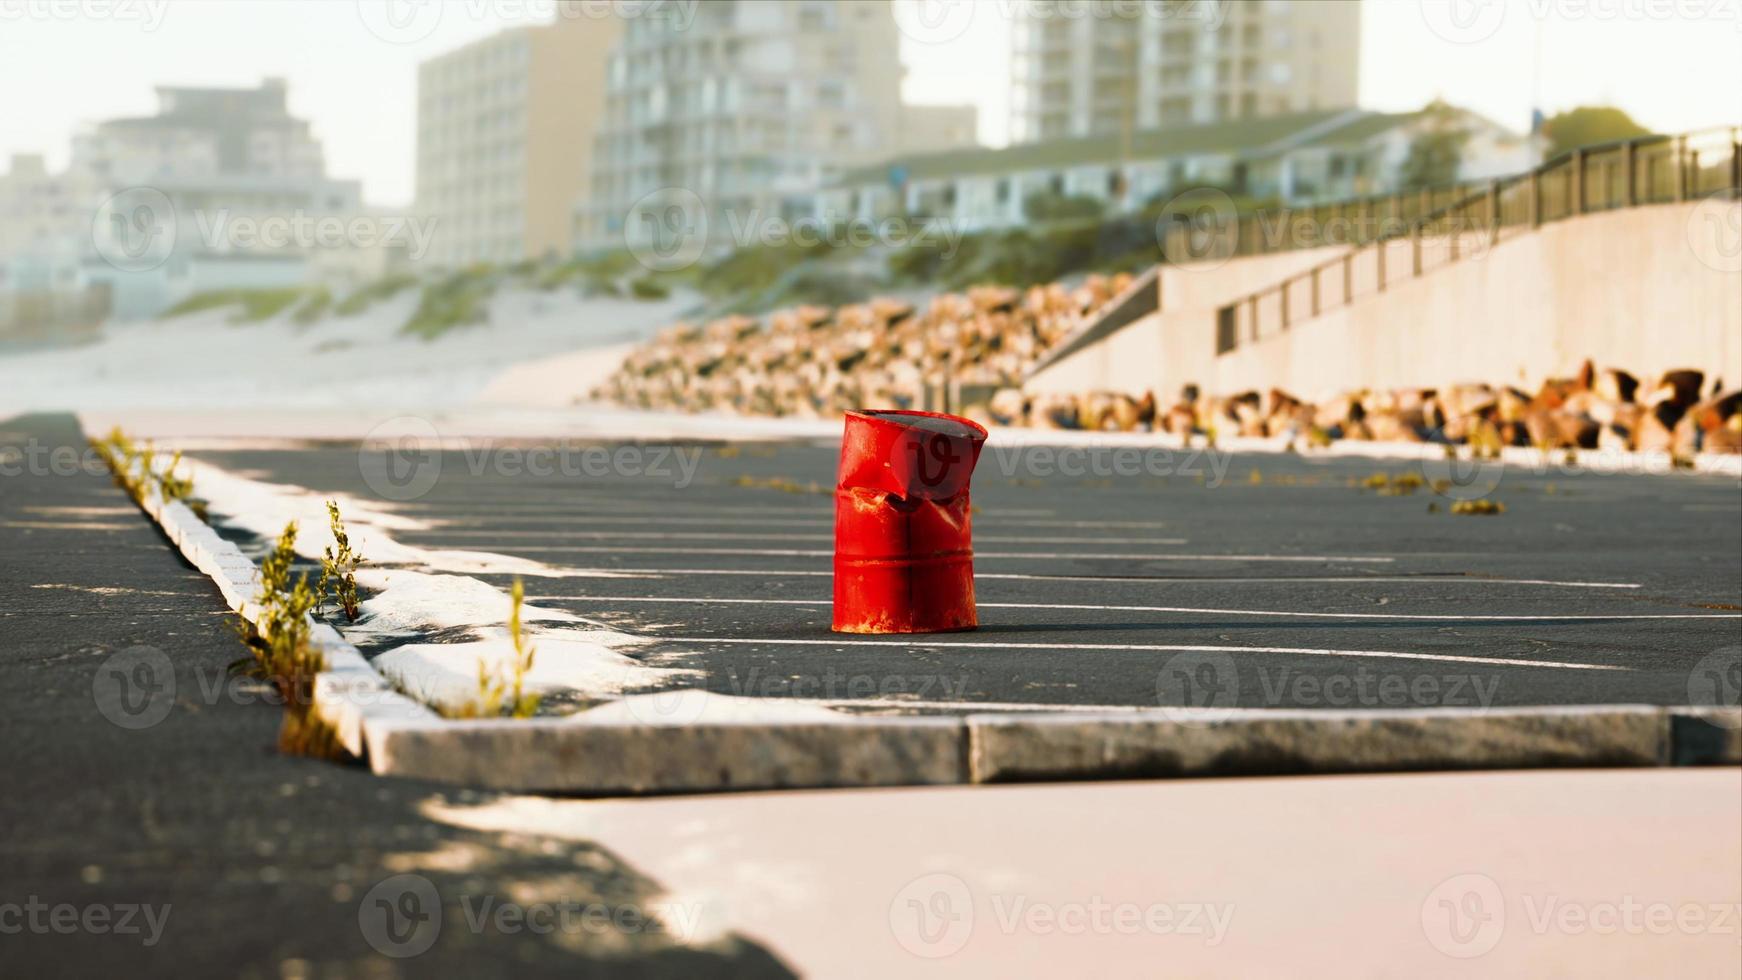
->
[133,463,1740,795]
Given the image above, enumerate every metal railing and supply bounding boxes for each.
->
[1213,126,1742,355]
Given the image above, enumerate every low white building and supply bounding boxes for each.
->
[816,106,1541,233]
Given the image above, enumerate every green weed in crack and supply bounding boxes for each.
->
[441,578,541,720]
[319,500,366,621]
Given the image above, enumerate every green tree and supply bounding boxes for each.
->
[1541,106,1653,159]
[1399,100,1472,191]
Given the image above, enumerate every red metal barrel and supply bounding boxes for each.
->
[832,409,988,634]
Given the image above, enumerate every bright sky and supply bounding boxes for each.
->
[0,0,1737,208]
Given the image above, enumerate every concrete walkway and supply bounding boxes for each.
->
[431,768,1742,978]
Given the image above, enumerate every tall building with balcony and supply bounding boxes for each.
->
[416,12,621,266]
[1012,0,1361,144]
[580,0,971,253]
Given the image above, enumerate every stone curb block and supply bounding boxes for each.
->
[365,717,967,794]
[965,707,1676,783]
[1668,708,1742,765]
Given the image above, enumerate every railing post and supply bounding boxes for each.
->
[1570,148,1584,215]
[1528,169,1541,228]
[1412,223,1422,276]
[1733,128,1742,192]
[1248,295,1258,342]
[1675,134,1688,201]
[1377,237,1387,292]
[1343,252,1352,304]
[1622,140,1636,207]
[1487,178,1500,245]
[1310,265,1320,317]
[1280,283,1289,330]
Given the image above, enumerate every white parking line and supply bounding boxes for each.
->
[410,530,1190,545]
[528,569,1646,589]
[421,515,1177,530]
[536,595,1735,621]
[484,546,1396,562]
[394,502,1058,518]
[804,698,1266,714]
[642,636,1629,671]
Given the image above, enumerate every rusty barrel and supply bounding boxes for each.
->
[832,409,988,634]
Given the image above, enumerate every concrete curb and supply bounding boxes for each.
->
[367,716,967,794]
[127,463,438,758]
[966,706,1694,783]
[118,455,1740,794]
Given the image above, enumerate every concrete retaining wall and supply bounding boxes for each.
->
[1027,201,1742,402]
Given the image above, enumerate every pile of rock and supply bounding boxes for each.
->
[594,275,1133,417]
[597,293,1738,455]
[976,361,1740,455]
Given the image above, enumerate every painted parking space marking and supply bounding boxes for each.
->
[537,594,1733,621]
[525,568,1645,589]
[475,546,1397,562]
[409,529,1190,545]
[641,637,1631,672]
[421,514,1176,530]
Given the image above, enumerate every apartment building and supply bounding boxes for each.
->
[578,0,977,254]
[416,13,621,266]
[1012,0,1361,143]
[899,104,982,157]
[11,78,363,320]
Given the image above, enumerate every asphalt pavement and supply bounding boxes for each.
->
[181,434,1742,715]
[0,413,794,978]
